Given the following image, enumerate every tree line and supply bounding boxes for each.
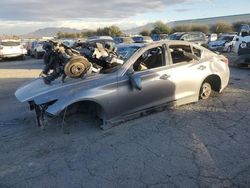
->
[57,25,123,39]
[57,21,250,39]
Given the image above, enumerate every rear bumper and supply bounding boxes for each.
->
[0,53,24,58]
[235,54,250,65]
[208,46,226,52]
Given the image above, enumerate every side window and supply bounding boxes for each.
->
[187,34,194,41]
[199,33,206,40]
[192,46,202,58]
[169,45,194,64]
[133,47,164,72]
[191,34,199,41]
[182,34,190,41]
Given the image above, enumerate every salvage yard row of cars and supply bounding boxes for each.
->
[0,31,241,62]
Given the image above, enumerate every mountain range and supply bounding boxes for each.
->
[23,13,250,38]
[24,27,89,38]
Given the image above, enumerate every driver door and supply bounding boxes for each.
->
[116,45,176,117]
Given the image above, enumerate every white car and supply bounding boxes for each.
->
[0,40,27,60]
[207,33,218,42]
[62,40,76,48]
[0,40,27,59]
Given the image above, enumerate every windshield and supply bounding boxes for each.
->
[218,36,234,41]
[1,41,20,46]
[117,45,140,60]
[168,34,183,40]
[132,36,143,43]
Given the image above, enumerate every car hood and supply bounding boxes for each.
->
[15,74,107,104]
[209,40,227,46]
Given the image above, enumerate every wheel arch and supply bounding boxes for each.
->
[202,74,222,92]
[63,100,107,123]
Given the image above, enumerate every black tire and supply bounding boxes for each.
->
[20,55,25,60]
[199,82,212,100]
[34,51,39,59]
[27,50,31,56]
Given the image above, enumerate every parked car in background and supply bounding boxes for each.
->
[233,24,250,67]
[30,41,46,59]
[0,40,27,60]
[168,32,207,46]
[132,36,153,43]
[78,36,116,56]
[113,37,134,44]
[62,40,76,48]
[208,34,236,52]
[206,33,218,42]
[15,40,229,129]
[86,36,115,47]
[151,34,168,41]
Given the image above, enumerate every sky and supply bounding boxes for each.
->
[0,0,249,35]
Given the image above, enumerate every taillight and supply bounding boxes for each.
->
[222,58,229,65]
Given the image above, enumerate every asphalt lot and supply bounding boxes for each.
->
[0,55,250,188]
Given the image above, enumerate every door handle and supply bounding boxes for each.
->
[160,74,170,80]
[198,65,206,70]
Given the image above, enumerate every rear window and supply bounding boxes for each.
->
[218,36,234,41]
[1,41,20,46]
[132,36,144,43]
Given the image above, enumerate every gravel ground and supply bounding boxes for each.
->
[0,54,250,188]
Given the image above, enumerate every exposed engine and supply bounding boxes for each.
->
[40,40,123,84]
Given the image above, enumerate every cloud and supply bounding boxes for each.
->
[0,0,199,21]
[0,0,212,34]
[174,8,190,12]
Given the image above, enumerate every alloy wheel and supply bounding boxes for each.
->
[200,82,212,99]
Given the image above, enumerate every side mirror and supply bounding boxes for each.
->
[236,38,239,42]
[126,67,135,76]
[129,74,142,91]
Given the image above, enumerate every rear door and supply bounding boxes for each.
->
[166,44,205,101]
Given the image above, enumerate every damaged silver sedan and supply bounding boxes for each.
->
[15,41,230,130]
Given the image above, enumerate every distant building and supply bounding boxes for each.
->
[168,14,250,27]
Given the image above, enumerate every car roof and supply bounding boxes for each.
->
[172,32,205,35]
[117,40,197,48]
[117,43,146,48]
[1,39,21,42]
[87,36,113,42]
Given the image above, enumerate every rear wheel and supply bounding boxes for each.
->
[199,82,212,100]
[20,55,25,60]
[34,51,39,59]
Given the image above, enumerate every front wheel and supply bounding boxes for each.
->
[199,82,212,100]
[20,55,25,60]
